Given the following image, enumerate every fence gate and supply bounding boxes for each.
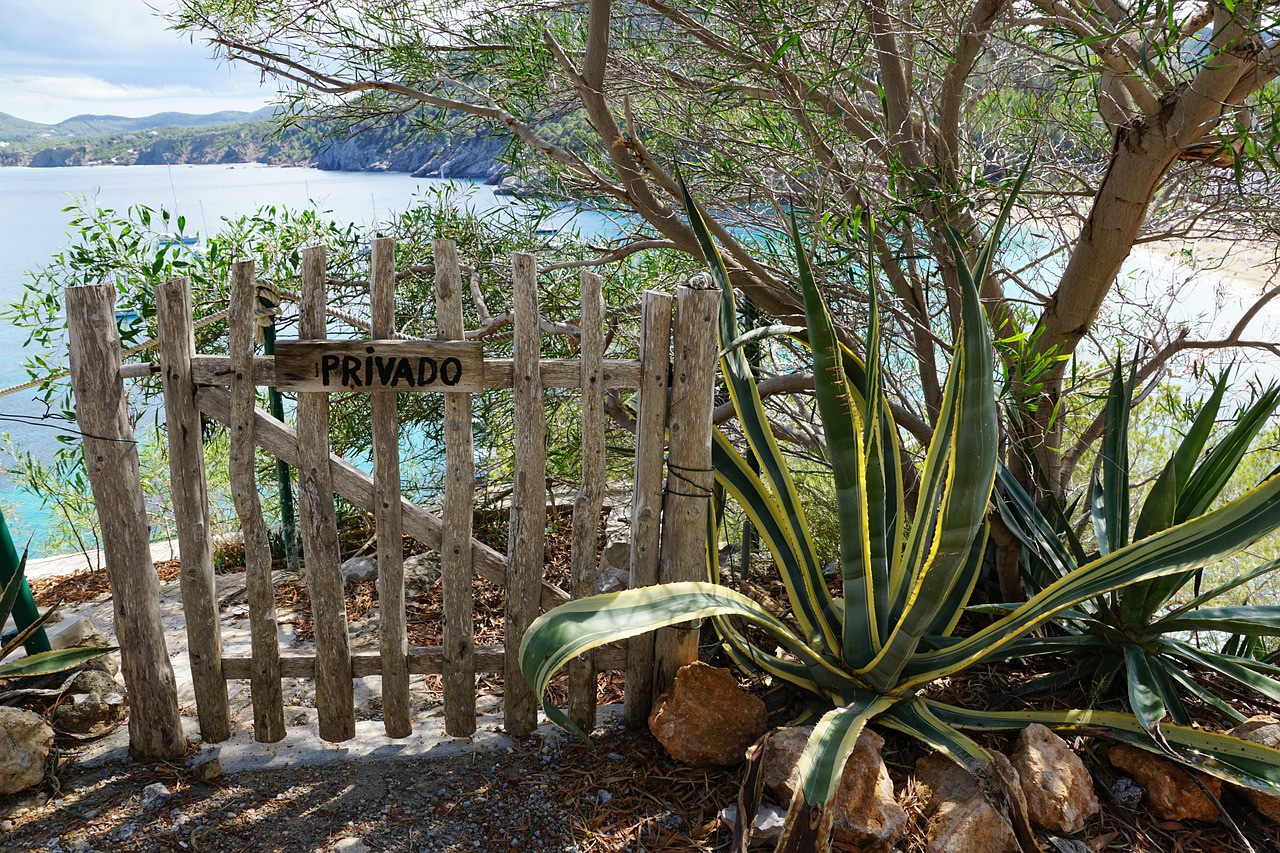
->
[66,237,720,752]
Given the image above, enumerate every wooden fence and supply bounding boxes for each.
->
[65,239,719,759]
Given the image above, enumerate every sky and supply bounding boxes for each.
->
[0,1,275,124]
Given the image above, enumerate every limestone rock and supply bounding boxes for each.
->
[51,667,128,734]
[916,753,1020,853]
[1011,724,1100,834]
[48,617,102,650]
[404,552,442,589]
[648,662,766,766]
[51,690,127,734]
[720,803,786,846]
[188,748,224,783]
[596,541,632,593]
[140,782,171,810]
[47,618,117,677]
[1230,715,1280,822]
[1108,745,1221,822]
[0,707,53,794]
[340,555,377,585]
[762,725,906,851]
[69,668,120,697]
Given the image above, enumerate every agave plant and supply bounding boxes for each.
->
[994,360,1280,735]
[519,182,1280,851]
[0,550,111,681]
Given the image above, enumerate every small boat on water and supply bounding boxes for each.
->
[157,233,206,257]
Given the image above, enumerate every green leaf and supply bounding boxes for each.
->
[795,694,894,806]
[902,468,1280,687]
[1132,370,1229,540]
[679,175,842,656]
[861,222,998,691]
[719,324,807,358]
[791,214,879,666]
[1157,638,1280,706]
[1156,605,1280,637]
[929,699,1280,794]
[1123,643,1177,745]
[1178,383,1280,523]
[517,582,846,739]
[0,645,113,679]
[1091,357,1134,557]
[0,549,29,625]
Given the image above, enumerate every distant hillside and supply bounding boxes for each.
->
[0,108,277,144]
[0,113,54,143]
[0,110,513,183]
[53,108,277,138]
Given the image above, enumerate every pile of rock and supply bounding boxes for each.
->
[0,617,124,795]
[648,663,1271,851]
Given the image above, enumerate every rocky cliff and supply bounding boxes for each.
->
[4,116,509,182]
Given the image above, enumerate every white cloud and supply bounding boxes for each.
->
[0,1,274,123]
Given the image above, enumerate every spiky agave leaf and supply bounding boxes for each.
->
[517,582,848,739]
[930,699,1280,794]
[0,548,112,680]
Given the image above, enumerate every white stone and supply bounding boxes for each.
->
[0,707,53,795]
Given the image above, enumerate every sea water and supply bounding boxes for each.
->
[0,163,605,555]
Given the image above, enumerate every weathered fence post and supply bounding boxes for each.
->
[157,275,230,743]
[228,260,286,743]
[506,252,547,737]
[568,271,606,733]
[296,245,356,742]
[652,283,720,698]
[623,290,673,728]
[66,283,186,759]
[435,238,477,737]
[371,237,412,738]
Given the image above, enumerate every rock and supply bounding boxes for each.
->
[916,753,1020,853]
[762,725,907,851]
[596,566,631,594]
[720,803,787,846]
[1107,745,1221,822]
[1230,715,1280,821]
[333,838,370,853]
[341,555,377,585]
[51,684,127,735]
[52,666,128,735]
[47,619,117,676]
[188,748,223,783]
[596,541,631,593]
[1011,724,1099,834]
[47,617,100,650]
[1110,777,1143,810]
[140,782,171,810]
[648,662,766,766]
[404,552,442,589]
[69,669,121,697]
[0,707,54,794]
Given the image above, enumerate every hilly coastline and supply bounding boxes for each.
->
[0,110,510,182]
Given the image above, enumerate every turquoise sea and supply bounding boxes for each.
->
[0,163,592,555]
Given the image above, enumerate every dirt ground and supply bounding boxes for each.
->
[0,722,740,853]
[9,519,1280,852]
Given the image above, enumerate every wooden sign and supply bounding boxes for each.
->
[273,339,485,393]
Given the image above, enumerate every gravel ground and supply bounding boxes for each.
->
[0,721,738,853]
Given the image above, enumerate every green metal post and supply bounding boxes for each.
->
[259,296,299,573]
[0,508,51,654]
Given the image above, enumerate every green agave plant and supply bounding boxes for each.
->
[518,180,1280,851]
[0,550,111,681]
[995,360,1280,736]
